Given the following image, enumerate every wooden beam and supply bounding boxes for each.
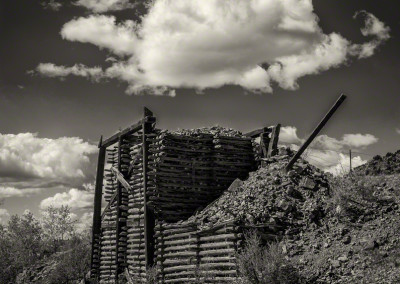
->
[267,124,281,157]
[244,127,269,138]
[111,166,132,192]
[285,94,347,172]
[90,136,106,279]
[143,108,156,269]
[102,119,144,148]
[115,136,123,281]
[101,190,118,221]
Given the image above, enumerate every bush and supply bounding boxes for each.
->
[47,232,91,283]
[236,231,301,284]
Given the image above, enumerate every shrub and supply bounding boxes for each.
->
[236,231,301,284]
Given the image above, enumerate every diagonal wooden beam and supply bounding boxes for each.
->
[111,166,133,192]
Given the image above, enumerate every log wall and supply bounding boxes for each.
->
[155,221,242,283]
[92,120,278,283]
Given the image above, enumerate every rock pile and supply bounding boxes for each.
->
[184,151,331,238]
[355,150,400,175]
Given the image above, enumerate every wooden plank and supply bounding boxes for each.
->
[244,127,269,138]
[259,132,269,158]
[143,108,156,269]
[90,136,106,279]
[285,94,347,172]
[111,166,133,192]
[267,124,281,157]
[102,119,144,148]
[115,136,123,281]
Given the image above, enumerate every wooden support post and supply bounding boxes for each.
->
[285,94,347,172]
[259,132,270,158]
[143,107,156,269]
[349,149,352,173]
[90,136,106,279]
[115,136,123,281]
[268,124,281,157]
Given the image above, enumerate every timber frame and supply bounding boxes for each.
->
[89,107,280,281]
[90,108,156,280]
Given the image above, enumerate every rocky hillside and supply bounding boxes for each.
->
[355,150,400,175]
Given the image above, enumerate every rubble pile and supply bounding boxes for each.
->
[285,174,400,283]
[172,125,245,137]
[185,151,331,236]
[355,150,400,175]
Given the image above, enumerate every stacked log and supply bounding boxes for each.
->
[99,137,132,283]
[155,220,241,283]
[147,129,256,223]
[99,147,119,283]
[125,133,146,281]
[147,131,217,222]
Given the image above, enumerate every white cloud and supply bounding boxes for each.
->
[0,208,10,225]
[0,133,97,180]
[61,15,138,56]
[324,153,367,176]
[75,212,93,233]
[280,126,303,144]
[36,63,104,81]
[36,2,390,96]
[75,0,135,13]
[341,133,378,148]
[0,186,43,198]
[280,126,377,175]
[351,11,391,59]
[396,128,400,135]
[40,188,94,210]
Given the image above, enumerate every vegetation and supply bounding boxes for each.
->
[0,206,90,284]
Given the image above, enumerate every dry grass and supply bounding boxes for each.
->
[235,231,302,284]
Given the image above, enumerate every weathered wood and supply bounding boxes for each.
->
[267,124,281,157]
[111,166,133,193]
[90,136,106,279]
[115,136,123,281]
[143,108,156,270]
[244,127,269,138]
[102,119,144,148]
[285,94,346,172]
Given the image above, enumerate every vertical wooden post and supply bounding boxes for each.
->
[90,136,106,279]
[259,132,270,158]
[115,136,123,281]
[349,149,352,173]
[268,124,281,157]
[143,107,155,269]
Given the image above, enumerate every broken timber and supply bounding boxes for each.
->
[285,94,347,172]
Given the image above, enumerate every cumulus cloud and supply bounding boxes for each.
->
[36,1,390,96]
[279,126,377,175]
[36,63,104,81]
[351,11,391,59]
[0,133,97,180]
[280,126,304,145]
[75,0,135,13]
[0,186,44,198]
[75,212,93,233]
[341,133,378,148]
[0,208,10,225]
[40,188,94,210]
[0,133,97,199]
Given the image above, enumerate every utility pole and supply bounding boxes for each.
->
[349,149,352,173]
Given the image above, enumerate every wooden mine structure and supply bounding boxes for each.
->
[89,107,281,283]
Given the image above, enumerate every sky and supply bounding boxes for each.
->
[0,0,399,227]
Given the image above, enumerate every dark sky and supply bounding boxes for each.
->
[0,0,399,220]
[1,0,399,151]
